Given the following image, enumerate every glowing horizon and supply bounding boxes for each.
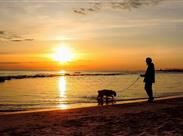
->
[0,0,183,71]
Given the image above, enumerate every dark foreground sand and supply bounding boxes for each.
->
[0,97,183,136]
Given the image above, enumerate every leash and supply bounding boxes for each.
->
[121,76,141,92]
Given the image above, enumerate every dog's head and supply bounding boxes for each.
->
[113,91,117,97]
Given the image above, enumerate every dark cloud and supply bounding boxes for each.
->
[0,62,50,65]
[11,39,23,42]
[0,31,5,35]
[87,8,96,12]
[73,9,86,15]
[73,0,163,15]
[0,51,12,54]
[0,62,22,64]
[0,30,34,42]
[24,38,34,41]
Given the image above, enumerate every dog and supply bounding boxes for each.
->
[97,89,117,105]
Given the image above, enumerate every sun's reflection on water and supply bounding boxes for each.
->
[57,103,68,109]
[59,76,66,98]
[58,76,68,109]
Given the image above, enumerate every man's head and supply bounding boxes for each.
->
[146,57,152,65]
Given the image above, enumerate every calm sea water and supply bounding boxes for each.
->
[0,71,183,112]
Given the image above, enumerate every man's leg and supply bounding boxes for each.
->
[145,82,154,102]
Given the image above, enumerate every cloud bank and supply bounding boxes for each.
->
[0,30,34,42]
[73,0,163,15]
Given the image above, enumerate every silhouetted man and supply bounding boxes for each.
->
[140,57,155,102]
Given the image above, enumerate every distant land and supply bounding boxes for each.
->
[157,69,183,72]
[0,69,183,83]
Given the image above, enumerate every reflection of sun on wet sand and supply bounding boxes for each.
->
[0,97,183,135]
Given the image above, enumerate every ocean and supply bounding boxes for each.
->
[0,71,183,112]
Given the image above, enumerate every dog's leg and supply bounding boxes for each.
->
[111,96,114,104]
[106,96,109,104]
[100,96,104,105]
[97,95,104,105]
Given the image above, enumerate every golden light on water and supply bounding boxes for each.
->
[59,76,67,98]
[52,44,74,63]
[58,103,68,110]
[59,70,66,75]
[58,76,68,109]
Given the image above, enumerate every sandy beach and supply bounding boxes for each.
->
[0,97,183,136]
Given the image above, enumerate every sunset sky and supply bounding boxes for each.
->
[0,0,183,71]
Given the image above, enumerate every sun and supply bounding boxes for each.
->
[52,46,74,63]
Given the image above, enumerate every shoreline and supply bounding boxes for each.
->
[1,95,183,116]
[0,96,183,135]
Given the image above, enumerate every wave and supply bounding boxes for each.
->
[1,95,183,113]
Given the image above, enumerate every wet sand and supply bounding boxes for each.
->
[0,97,183,136]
